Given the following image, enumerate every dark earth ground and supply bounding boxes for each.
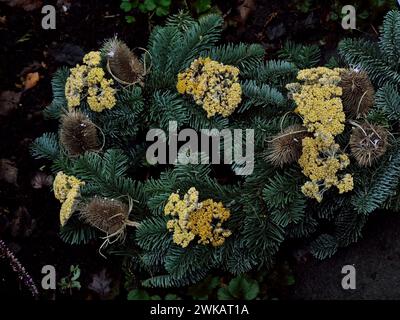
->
[293,212,400,300]
[0,0,399,299]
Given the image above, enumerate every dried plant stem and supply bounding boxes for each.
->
[0,239,39,298]
[266,130,308,143]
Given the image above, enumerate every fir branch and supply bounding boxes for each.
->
[333,209,367,247]
[339,38,400,86]
[375,83,400,121]
[166,10,196,31]
[205,43,265,72]
[242,213,284,253]
[93,86,144,141]
[172,14,223,73]
[149,90,189,131]
[310,234,338,259]
[59,217,99,245]
[242,60,298,87]
[147,25,182,89]
[73,150,146,210]
[286,212,318,239]
[136,216,172,252]
[30,132,60,161]
[379,10,400,68]
[278,41,321,69]
[239,80,285,113]
[222,240,259,274]
[352,146,400,215]
[43,67,69,119]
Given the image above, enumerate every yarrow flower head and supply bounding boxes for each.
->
[65,65,86,108]
[288,67,345,140]
[53,172,85,226]
[83,51,102,66]
[177,57,242,118]
[287,67,354,202]
[164,187,231,248]
[298,137,353,201]
[65,51,116,112]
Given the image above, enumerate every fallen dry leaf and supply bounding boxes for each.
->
[237,0,256,25]
[23,72,40,90]
[0,159,18,186]
[0,0,43,11]
[88,269,112,299]
[18,61,43,78]
[10,206,36,238]
[0,91,21,116]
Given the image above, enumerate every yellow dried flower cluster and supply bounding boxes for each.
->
[287,67,353,202]
[298,137,353,202]
[292,67,345,140]
[164,187,231,248]
[83,51,102,66]
[176,57,242,118]
[65,51,116,112]
[53,172,85,226]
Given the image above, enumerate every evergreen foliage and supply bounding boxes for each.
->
[31,10,400,288]
[278,41,321,69]
[339,10,400,86]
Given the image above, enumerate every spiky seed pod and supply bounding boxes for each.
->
[339,69,375,118]
[266,124,309,167]
[104,37,144,85]
[349,123,389,167]
[81,197,130,234]
[60,111,100,156]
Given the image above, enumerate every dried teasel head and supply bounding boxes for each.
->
[31,171,53,189]
[265,124,309,167]
[339,69,375,118]
[103,37,145,85]
[349,122,389,167]
[60,111,100,156]
[81,197,136,235]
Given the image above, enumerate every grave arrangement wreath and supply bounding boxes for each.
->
[31,10,400,287]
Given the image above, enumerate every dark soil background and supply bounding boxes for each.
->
[292,212,400,300]
[0,0,398,299]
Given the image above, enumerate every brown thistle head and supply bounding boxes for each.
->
[349,122,389,167]
[81,197,130,234]
[104,37,144,85]
[339,69,375,118]
[60,111,100,156]
[266,124,309,167]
